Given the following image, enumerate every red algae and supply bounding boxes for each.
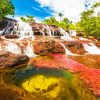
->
[29,54,87,72]
[80,68,100,96]
[29,54,100,96]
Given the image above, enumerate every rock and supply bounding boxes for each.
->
[33,37,65,55]
[0,51,29,69]
[5,34,19,39]
[76,32,83,36]
[95,42,100,47]
[33,37,86,55]
[62,40,86,54]
[68,54,100,69]
[0,84,36,100]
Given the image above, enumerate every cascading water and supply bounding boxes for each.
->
[60,43,74,55]
[69,30,77,37]
[37,25,45,36]
[45,25,52,36]
[0,21,15,35]
[79,37,89,41]
[0,29,6,35]
[83,42,100,54]
[4,41,21,54]
[0,37,36,57]
[13,18,35,39]
[59,28,75,41]
[24,41,36,57]
[59,28,69,37]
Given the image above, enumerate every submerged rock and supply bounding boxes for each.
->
[0,51,29,69]
[28,54,100,97]
[68,54,100,69]
[28,54,86,72]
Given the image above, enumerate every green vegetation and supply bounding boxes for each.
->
[42,2,100,39]
[42,17,71,31]
[58,13,63,22]
[77,2,100,39]
[20,15,35,24]
[0,0,14,20]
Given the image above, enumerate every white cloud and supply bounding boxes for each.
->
[35,0,99,22]
[32,7,41,11]
[34,17,43,22]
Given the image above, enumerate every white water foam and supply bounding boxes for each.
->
[83,42,100,54]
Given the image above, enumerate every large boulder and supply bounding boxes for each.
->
[62,40,86,54]
[0,51,29,69]
[33,37,65,55]
[33,37,86,55]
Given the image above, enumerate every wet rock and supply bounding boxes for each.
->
[5,34,19,39]
[0,84,36,100]
[33,37,86,55]
[0,51,29,69]
[68,54,100,69]
[95,42,100,47]
[76,32,83,36]
[62,40,86,54]
[33,37,65,55]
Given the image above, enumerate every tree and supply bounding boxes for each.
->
[58,13,63,22]
[92,2,100,8]
[0,0,14,20]
[77,2,100,39]
[42,17,58,25]
[20,16,35,24]
[42,17,71,31]
[58,18,71,30]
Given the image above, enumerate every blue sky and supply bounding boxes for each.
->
[11,0,53,21]
[11,0,99,22]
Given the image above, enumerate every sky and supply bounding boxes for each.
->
[11,0,99,22]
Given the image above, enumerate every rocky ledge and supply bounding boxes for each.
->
[0,51,29,69]
[33,37,86,55]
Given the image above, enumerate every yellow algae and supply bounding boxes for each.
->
[22,75,62,98]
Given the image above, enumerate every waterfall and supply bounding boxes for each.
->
[4,42,21,54]
[58,28,74,41]
[37,25,45,36]
[79,37,89,41]
[13,18,35,39]
[59,28,69,36]
[69,30,77,36]
[0,37,36,57]
[24,42,36,57]
[0,29,6,35]
[60,43,74,55]
[83,42,100,54]
[45,25,52,36]
[0,21,15,35]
